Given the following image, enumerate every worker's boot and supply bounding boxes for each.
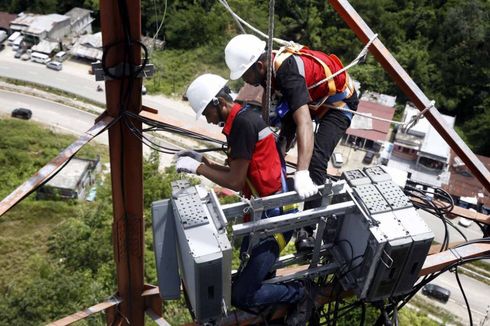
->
[295,228,315,253]
[286,279,320,326]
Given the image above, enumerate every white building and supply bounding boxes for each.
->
[10,13,71,46]
[389,103,455,187]
[65,7,93,36]
[36,157,100,200]
[70,31,102,61]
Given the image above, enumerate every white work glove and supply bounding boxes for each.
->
[294,170,318,200]
[174,150,203,162]
[176,156,201,174]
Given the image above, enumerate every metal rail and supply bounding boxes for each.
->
[46,297,122,326]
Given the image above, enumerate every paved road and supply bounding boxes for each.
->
[418,209,484,243]
[0,47,222,136]
[0,89,105,143]
[417,270,490,325]
[0,90,187,170]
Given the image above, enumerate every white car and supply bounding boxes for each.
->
[331,152,344,168]
[46,60,63,71]
[458,217,473,227]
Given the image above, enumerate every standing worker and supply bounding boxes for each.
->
[175,74,316,323]
[224,34,359,252]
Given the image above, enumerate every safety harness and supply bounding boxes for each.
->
[272,43,356,120]
[223,103,297,252]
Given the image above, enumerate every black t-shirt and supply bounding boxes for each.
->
[228,106,266,160]
[275,56,310,113]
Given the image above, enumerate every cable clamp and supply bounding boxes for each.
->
[449,247,463,266]
[92,61,155,81]
[403,100,435,133]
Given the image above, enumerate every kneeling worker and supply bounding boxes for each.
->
[176,73,313,322]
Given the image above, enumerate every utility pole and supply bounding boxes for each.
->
[100,1,145,325]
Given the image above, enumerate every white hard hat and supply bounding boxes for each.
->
[186,74,228,119]
[225,34,266,80]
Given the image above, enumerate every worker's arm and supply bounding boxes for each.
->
[197,158,249,192]
[293,105,314,170]
[202,157,231,172]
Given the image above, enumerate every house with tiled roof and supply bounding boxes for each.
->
[342,91,396,151]
[443,151,490,209]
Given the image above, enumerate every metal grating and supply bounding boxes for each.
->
[354,184,391,214]
[172,180,191,193]
[175,193,209,229]
[342,169,371,187]
[364,166,392,183]
[376,181,412,210]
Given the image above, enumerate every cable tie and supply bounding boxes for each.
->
[449,247,464,266]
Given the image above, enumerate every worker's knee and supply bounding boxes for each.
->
[231,287,254,308]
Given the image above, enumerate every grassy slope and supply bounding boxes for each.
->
[0,118,107,288]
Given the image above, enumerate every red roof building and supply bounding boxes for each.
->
[343,99,396,150]
[443,151,490,207]
[0,12,17,31]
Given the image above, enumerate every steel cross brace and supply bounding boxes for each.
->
[232,201,356,238]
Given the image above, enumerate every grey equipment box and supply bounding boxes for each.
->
[172,182,232,323]
[151,199,181,300]
[375,180,434,296]
[330,168,433,302]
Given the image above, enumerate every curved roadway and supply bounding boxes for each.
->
[0,48,221,135]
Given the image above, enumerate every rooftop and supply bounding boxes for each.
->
[346,99,396,142]
[443,151,490,206]
[360,90,397,107]
[64,7,92,23]
[10,13,38,31]
[78,31,102,48]
[46,158,91,190]
[25,14,70,35]
[0,12,17,30]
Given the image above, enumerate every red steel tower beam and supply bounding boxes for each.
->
[329,0,490,193]
[99,0,146,325]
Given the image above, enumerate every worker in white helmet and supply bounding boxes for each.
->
[176,74,312,318]
[225,34,359,254]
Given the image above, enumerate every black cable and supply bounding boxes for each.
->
[122,114,179,154]
[111,0,150,320]
[125,110,227,146]
[360,301,366,326]
[338,255,364,279]
[394,254,490,313]
[335,239,354,273]
[328,301,362,322]
[124,112,230,157]
[407,187,450,251]
[453,266,473,326]
[454,237,490,248]
[392,300,398,326]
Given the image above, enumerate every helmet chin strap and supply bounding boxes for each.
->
[212,97,226,126]
[252,62,264,87]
